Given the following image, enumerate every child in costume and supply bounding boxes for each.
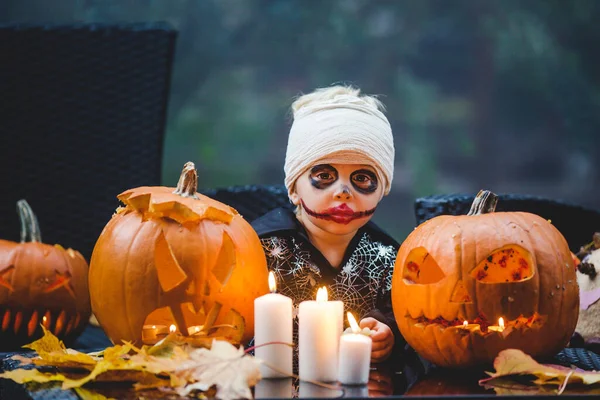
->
[252,85,401,362]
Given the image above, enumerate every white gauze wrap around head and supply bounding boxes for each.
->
[284,86,394,199]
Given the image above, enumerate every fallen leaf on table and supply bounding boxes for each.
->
[173,340,262,399]
[485,376,600,396]
[0,326,262,400]
[0,368,68,384]
[480,349,600,394]
[74,387,115,400]
[23,325,66,354]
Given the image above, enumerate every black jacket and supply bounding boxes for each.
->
[252,207,405,351]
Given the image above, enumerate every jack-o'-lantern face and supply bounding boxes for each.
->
[391,191,579,368]
[89,163,269,347]
[0,200,90,350]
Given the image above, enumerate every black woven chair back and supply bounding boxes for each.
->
[415,193,600,252]
[200,184,293,222]
[0,23,176,260]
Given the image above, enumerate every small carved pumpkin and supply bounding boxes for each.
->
[392,190,579,367]
[89,162,269,346]
[0,200,90,349]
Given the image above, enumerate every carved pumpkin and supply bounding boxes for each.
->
[89,162,269,346]
[0,200,90,349]
[392,190,579,368]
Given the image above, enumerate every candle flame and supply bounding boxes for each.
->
[169,324,176,333]
[268,271,276,293]
[463,320,468,327]
[42,316,47,323]
[347,312,360,333]
[498,317,505,331]
[316,286,328,303]
[152,325,156,329]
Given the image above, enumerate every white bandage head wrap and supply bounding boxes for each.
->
[284,86,395,200]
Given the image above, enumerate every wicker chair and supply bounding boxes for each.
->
[415,193,600,252]
[0,23,177,261]
[200,184,292,222]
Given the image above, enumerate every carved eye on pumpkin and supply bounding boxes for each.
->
[0,265,15,292]
[402,247,445,284]
[470,245,535,283]
[41,270,76,299]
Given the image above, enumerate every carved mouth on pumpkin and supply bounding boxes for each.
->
[405,313,544,333]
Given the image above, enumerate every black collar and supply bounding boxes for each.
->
[251,207,399,279]
[251,207,302,237]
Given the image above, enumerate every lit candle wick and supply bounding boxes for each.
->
[316,286,328,304]
[498,317,505,332]
[347,312,360,334]
[169,324,176,333]
[463,320,468,328]
[268,271,276,293]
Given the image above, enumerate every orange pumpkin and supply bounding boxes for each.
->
[89,162,269,346]
[392,190,579,367]
[0,200,90,349]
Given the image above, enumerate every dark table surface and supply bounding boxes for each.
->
[1,324,600,399]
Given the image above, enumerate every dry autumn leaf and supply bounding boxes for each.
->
[173,340,261,399]
[0,326,262,400]
[480,349,600,394]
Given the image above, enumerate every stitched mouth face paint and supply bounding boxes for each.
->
[301,200,376,225]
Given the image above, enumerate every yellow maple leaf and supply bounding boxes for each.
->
[0,368,67,384]
[73,387,116,400]
[23,325,66,355]
[0,324,263,399]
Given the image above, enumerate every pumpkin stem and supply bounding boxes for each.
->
[173,162,199,199]
[467,190,498,216]
[16,199,42,243]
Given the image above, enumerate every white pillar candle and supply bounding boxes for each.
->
[331,300,344,339]
[338,312,372,385]
[298,286,341,382]
[254,271,293,378]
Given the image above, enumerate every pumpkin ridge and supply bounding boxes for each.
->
[455,218,468,320]
[122,217,146,343]
[529,213,569,340]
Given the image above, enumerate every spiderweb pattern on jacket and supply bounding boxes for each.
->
[261,232,396,321]
[260,232,397,377]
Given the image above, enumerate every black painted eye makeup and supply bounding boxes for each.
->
[309,164,338,189]
[351,169,378,194]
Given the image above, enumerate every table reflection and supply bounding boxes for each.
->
[255,378,294,399]
[365,367,394,397]
[254,363,402,398]
[404,368,490,396]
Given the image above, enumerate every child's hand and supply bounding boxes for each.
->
[359,317,394,363]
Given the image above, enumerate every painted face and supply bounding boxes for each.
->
[290,163,383,236]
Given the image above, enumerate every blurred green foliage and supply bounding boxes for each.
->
[2,0,599,241]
